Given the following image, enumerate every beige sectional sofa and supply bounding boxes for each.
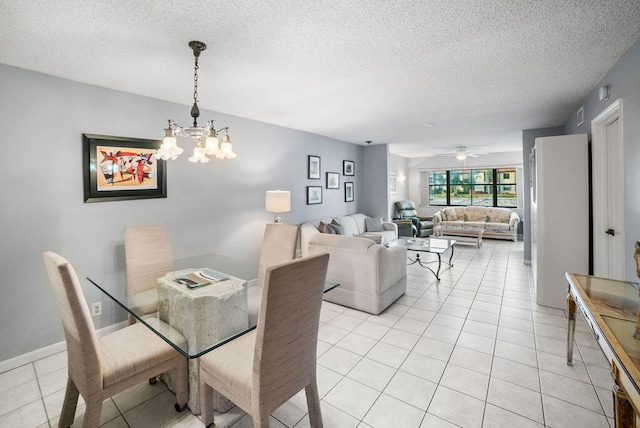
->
[432,206,520,242]
[300,214,406,314]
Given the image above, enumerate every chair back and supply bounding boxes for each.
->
[395,200,418,218]
[124,225,173,297]
[43,252,102,395]
[253,253,329,410]
[257,224,299,280]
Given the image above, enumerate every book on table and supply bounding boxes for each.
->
[174,269,230,289]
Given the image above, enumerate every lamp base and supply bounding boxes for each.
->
[273,214,283,224]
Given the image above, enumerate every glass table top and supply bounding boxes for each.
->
[87,253,338,359]
[395,237,456,253]
[569,274,640,379]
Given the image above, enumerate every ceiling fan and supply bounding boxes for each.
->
[435,146,486,160]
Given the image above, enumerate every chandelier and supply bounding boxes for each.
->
[155,41,236,163]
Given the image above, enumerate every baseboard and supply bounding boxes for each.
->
[0,321,128,374]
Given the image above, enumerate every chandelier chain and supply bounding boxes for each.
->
[193,56,199,104]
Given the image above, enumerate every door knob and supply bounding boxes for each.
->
[606,228,615,236]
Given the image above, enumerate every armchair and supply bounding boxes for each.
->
[393,200,434,237]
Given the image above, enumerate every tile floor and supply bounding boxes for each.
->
[0,240,614,427]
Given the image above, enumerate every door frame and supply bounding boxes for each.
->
[591,98,624,279]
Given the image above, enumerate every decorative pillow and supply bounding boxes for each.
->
[443,208,457,221]
[329,219,344,235]
[318,221,331,234]
[463,213,469,222]
[365,216,384,232]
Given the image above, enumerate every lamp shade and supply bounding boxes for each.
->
[265,190,291,213]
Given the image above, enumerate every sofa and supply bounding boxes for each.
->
[432,206,520,242]
[300,214,407,314]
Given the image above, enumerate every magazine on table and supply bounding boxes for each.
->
[174,269,230,289]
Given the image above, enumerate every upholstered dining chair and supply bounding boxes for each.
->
[124,225,173,321]
[199,253,330,428]
[247,223,299,326]
[43,251,188,427]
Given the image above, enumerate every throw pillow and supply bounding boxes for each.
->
[318,221,331,234]
[443,208,457,221]
[329,219,344,235]
[365,216,385,232]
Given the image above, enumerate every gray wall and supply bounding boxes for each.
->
[362,144,389,220]
[565,36,640,283]
[522,36,640,278]
[0,64,365,362]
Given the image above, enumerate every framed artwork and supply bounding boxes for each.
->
[389,172,397,194]
[82,133,166,203]
[345,182,354,202]
[308,155,321,179]
[307,186,322,205]
[326,172,340,189]
[343,160,355,176]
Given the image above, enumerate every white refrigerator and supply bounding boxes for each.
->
[531,133,589,309]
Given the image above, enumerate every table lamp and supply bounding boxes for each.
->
[265,190,291,224]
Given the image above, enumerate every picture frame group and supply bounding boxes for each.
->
[306,155,355,204]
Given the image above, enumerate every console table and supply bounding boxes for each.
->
[566,273,640,427]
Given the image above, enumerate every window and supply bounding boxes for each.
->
[423,168,517,207]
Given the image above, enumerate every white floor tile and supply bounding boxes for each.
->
[486,377,544,423]
[362,393,426,428]
[384,370,437,411]
[428,385,485,428]
[542,394,609,428]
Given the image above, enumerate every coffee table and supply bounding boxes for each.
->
[395,237,456,281]
[439,227,483,247]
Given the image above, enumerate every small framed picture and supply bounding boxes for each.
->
[389,172,397,194]
[307,186,322,204]
[308,155,321,179]
[343,160,355,176]
[344,182,354,202]
[326,172,340,189]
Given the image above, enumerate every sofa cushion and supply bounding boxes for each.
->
[486,208,511,223]
[442,208,457,221]
[318,221,332,234]
[365,217,385,232]
[333,216,359,236]
[464,207,488,222]
[486,222,511,232]
[464,221,486,229]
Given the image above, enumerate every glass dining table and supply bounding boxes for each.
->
[87,252,338,414]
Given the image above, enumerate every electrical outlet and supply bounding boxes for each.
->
[91,302,102,317]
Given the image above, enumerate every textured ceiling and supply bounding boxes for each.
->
[2,1,640,158]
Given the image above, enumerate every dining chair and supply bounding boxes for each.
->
[124,225,173,321]
[247,223,299,326]
[199,253,330,428]
[43,251,188,427]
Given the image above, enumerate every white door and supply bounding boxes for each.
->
[592,99,625,279]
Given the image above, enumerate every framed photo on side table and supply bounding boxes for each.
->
[308,155,321,179]
[343,160,355,176]
[82,133,166,203]
[345,182,354,202]
[307,186,322,204]
[326,172,340,189]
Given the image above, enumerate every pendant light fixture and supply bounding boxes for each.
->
[155,41,236,163]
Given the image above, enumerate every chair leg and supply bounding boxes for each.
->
[305,382,323,428]
[59,377,79,427]
[199,377,214,427]
[174,357,188,411]
[254,414,270,428]
[82,393,103,428]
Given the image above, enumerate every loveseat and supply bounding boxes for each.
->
[300,214,407,314]
[432,206,520,242]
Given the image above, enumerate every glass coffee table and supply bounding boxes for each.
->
[395,237,456,281]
